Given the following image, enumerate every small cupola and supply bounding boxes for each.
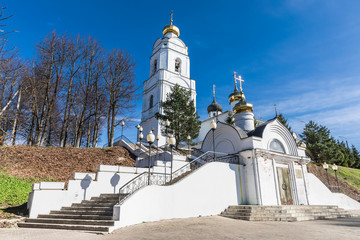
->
[207,84,223,118]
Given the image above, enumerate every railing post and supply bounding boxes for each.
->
[170,146,173,181]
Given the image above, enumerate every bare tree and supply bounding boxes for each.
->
[104,50,136,147]
[6,30,137,147]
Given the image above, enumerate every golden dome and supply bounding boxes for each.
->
[233,100,253,113]
[228,87,245,103]
[162,24,180,37]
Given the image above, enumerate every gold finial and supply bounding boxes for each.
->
[233,72,237,88]
[162,10,180,37]
[213,84,216,98]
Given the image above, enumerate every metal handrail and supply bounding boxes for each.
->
[170,152,239,182]
[118,171,170,204]
[169,152,214,181]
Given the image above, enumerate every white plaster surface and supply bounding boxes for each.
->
[73,173,96,180]
[28,166,145,218]
[307,173,360,210]
[39,182,65,190]
[257,157,278,205]
[114,162,245,228]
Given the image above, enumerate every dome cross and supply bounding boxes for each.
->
[170,10,174,25]
[233,72,244,92]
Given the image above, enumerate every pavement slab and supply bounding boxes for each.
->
[1,216,359,240]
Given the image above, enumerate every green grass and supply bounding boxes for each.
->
[0,173,34,206]
[328,165,360,190]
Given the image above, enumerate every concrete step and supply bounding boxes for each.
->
[37,214,113,220]
[99,194,120,198]
[89,197,118,202]
[25,218,114,226]
[61,206,113,211]
[50,210,112,216]
[72,202,115,207]
[17,222,110,232]
[220,205,351,222]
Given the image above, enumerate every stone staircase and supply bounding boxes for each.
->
[220,205,353,222]
[18,194,125,233]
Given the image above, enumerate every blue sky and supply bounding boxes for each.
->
[4,0,360,148]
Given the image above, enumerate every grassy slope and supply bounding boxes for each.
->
[328,165,360,190]
[0,173,42,219]
[0,173,34,207]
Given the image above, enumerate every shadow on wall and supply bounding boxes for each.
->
[229,163,245,205]
[81,174,92,200]
[111,173,120,194]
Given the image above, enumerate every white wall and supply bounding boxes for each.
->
[114,162,245,228]
[28,166,147,218]
[257,157,279,205]
[307,173,360,210]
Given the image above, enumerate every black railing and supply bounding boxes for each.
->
[119,172,170,204]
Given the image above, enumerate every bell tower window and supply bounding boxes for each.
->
[149,95,154,109]
[153,59,158,75]
[175,58,181,73]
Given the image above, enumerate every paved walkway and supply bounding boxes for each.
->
[1,216,360,240]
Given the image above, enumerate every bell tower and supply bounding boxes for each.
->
[140,12,196,146]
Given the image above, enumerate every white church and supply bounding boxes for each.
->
[20,15,360,233]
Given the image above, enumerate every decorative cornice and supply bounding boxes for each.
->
[253,149,310,165]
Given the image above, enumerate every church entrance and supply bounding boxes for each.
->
[276,167,293,205]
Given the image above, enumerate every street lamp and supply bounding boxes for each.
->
[187,135,191,159]
[168,134,176,181]
[147,130,155,185]
[210,120,217,161]
[121,120,125,138]
[136,124,140,145]
[323,162,330,186]
[139,132,143,152]
[332,163,340,191]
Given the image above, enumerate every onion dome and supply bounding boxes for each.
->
[228,86,245,103]
[233,99,253,113]
[162,24,180,37]
[207,97,223,113]
[162,11,180,37]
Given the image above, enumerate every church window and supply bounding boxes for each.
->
[175,58,181,73]
[269,139,286,153]
[153,59,158,74]
[149,95,154,109]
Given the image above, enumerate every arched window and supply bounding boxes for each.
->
[175,58,181,73]
[149,95,154,109]
[269,139,286,153]
[153,59,157,74]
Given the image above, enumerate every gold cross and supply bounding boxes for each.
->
[170,10,174,25]
[233,72,244,91]
[213,84,216,98]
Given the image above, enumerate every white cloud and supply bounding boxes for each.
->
[253,76,360,148]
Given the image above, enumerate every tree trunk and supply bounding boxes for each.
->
[11,89,21,145]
